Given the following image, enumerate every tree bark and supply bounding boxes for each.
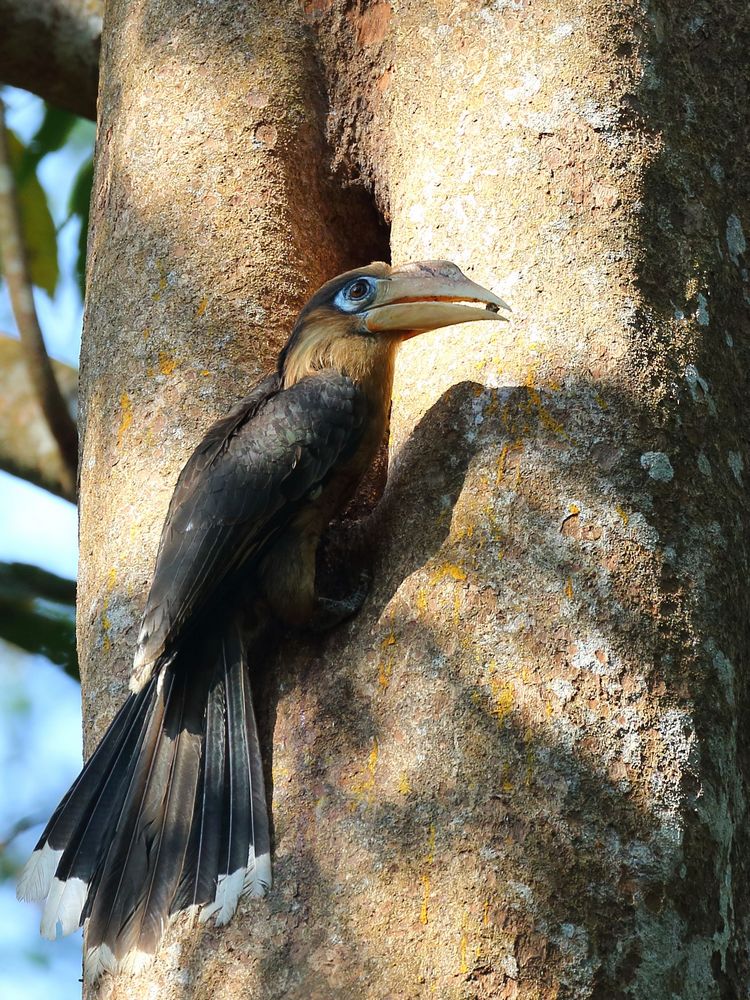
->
[81,2,750,998]
[0,0,102,120]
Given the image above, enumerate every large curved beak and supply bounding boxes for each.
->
[362,260,511,339]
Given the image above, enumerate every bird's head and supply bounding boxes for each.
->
[279,260,510,388]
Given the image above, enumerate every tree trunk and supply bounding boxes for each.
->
[81,2,750,998]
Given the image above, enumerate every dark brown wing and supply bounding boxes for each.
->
[134,370,366,672]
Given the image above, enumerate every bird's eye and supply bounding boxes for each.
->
[333,276,376,313]
[347,279,371,301]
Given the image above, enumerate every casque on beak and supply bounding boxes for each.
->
[362,260,511,339]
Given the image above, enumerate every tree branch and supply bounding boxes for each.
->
[0,334,77,501]
[0,100,78,497]
[0,0,101,121]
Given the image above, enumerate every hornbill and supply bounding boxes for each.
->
[17,259,509,980]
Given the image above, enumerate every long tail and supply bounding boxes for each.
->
[17,622,271,981]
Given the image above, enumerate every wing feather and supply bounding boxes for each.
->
[134,371,366,671]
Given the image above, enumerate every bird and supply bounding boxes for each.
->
[17,259,509,981]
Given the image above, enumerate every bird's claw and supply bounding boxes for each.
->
[308,570,372,632]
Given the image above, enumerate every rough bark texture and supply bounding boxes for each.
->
[0,334,77,500]
[0,0,102,120]
[80,1,750,998]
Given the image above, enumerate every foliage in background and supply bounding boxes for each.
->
[0,562,77,678]
[3,100,93,299]
[0,88,94,1000]
[0,95,93,680]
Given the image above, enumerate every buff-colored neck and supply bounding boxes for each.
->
[282,318,399,416]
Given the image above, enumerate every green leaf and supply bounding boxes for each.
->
[17,104,77,184]
[68,157,93,297]
[3,129,59,296]
[0,561,77,678]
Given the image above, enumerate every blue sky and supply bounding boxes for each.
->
[0,86,90,998]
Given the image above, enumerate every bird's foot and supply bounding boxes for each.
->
[308,570,372,632]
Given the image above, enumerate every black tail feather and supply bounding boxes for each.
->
[32,679,153,864]
[85,670,176,959]
[196,624,271,925]
[54,679,156,890]
[128,668,205,958]
[171,669,226,912]
[18,620,271,982]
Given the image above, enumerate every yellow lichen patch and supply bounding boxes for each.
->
[594,392,609,410]
[378,632,396,691]
[378,658,393,691]
[450,521,475,542]
[416,588,428,615]
[101,608,111,651]
[481,390,499,419]
[158,352,178,377]
[521,363,574,441]
[564,577,574,599]
[429,562,467,585]
[200,369,211,377]
[483,898,490,926]
[348,737,379,809]
[528,384,567,436]
[195,296,208,317]
[398,772,411,795]
[142,327,151,340]
[615,504,629,527]
[453,592,462,627]
[152,261,168,302]
[487,663,514,723]
[495,439,523,490]
[495,443,509,486]
[568,503,580,516]
[459,928,469,975]
[117,392,133,448]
